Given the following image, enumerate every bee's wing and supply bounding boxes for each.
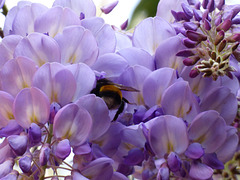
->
[114,84,139,92]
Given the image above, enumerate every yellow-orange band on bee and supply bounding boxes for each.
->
[100,85,122,98]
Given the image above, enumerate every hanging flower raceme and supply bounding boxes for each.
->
[0,0,239,179]
[168,0,240,80]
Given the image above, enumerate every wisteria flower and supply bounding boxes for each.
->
[0,0,239,179]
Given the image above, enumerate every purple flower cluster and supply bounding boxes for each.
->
[0,0,239,179]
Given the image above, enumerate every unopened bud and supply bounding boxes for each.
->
[216,56,221,63]
[204,19,211,30]
[8,133,28,156]
[202,9,210,22]
[200,68,213,74]
[218,39,227,52]
[233,51,240,61]
[121,19,128,30]
[215,16,222,26]
[226,71,233,79]
[157,165,170,180]
[219,61,228,69]
[217,0,225,10]
[215,30,225,45]
[55,139,71,160]
[39,144,51,166]
[216,19,232,32]
[207,0,215,13]
[222,53,231,61]
[176,49,195,57]
[193,9,202,21]
[196,47,207,57]
[101,0,119,14]
[186,30,207,42]
[19,154,32,173]
[201,60,212,68]
[202,0,209,9]
[181,3,193,19]
[226,33,240,43]
[80,13,85,20]
[183,22,199,31]
[183,38,198,48]
[171,11,189,21]
[28,123,42,147]
[49,102,61,124]
[183,58,196,66]
[211,51,217,60]
[203,71,213,78]
[189,68,200,78]
[232,17,240,25]
[167,152,181,172]
[232,42,239,52]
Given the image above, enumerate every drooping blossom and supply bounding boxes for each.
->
[0,0,239,179]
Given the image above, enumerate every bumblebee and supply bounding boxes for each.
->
[91,78,139,121]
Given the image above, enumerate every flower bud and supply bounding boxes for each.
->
[185,143,204,159]
[232,42,239,52]
[204,19,211,30]
[218,39,227,52]
[7,133,28,156]
[49,102,61,124]
[80,12,85,20]
[19,154,32,173]
[101,0,118,14]
[183,22,199,31]
[216,0,225,10]
[28,123,42,147]
[55,139,71,160]
[171,10,189,21]
[176,49,195,57]
[216,56,221,63]
[193,9,202,21]
[183,57,199,66]
[202,9,210,22]
[121,19,128,30]
[216,19,232,32]
[186,30,207,42]
[183,38,198,48]
[167,152,181,172]
[222,52,231,61]
[189,68,200,78]
[226,33,240,43]
[215,16,222,26]
[233,51,240,61]
[181,3,193,19]
[226,71,233,79]
[157,164,169,180]
[207,0,215,13]
[232,17,240,25]
[211,51,217,60]
[39,144,51,166]
[215,30,225,45]
[202,0,209,9]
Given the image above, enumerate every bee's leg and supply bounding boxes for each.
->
[112,101,125,121]
[122,97,136,105]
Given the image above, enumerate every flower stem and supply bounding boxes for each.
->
[39,124,54,180]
